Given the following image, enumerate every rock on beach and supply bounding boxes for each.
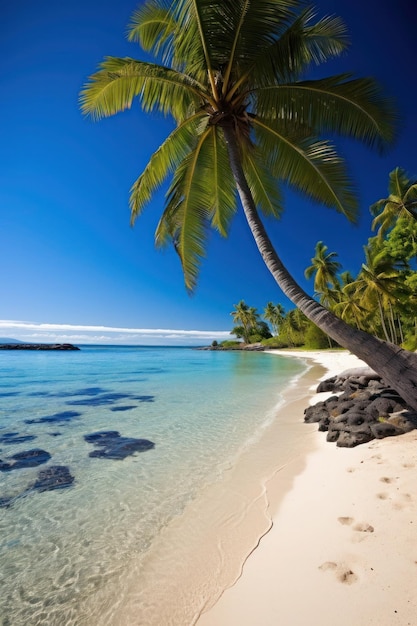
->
[305,367,417,447]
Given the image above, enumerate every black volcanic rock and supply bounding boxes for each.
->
[306,367,417,448]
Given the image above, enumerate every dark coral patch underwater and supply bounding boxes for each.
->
[25,411,82,425]
[0,432,37,445]
[85,430,155,459]
[0,448,51,471]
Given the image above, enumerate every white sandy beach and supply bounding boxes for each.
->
[198,350,417,626]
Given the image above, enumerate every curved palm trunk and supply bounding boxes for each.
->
[222,125,417,411]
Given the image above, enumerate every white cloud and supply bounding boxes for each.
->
[0,320,230,345]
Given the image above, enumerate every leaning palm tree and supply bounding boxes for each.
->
[80,0,417,410]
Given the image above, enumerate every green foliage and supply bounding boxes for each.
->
[384,217,417,262]
[230,300,263,343]
[299,176,417,348]
[220,340,241,348]
[304,322,336,349]
[261,336,302,349]
[263,302,285,336]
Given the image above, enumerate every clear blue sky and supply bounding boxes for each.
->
[1,0,416,345]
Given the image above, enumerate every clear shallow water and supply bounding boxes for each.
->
[0,346,306,625]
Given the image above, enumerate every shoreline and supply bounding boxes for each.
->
[198,349,417,625]
[112,353,325,624]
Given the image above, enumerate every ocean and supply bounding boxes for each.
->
[0,345,309,625]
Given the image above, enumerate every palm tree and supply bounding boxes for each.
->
[263,302,285,336]
[305,241,342,314]
[346,239,408,343]
[80,0,417,410]
[333,271,369,330]
[305,241,341,293]
[371,167,417,238]
[231,300,259,343]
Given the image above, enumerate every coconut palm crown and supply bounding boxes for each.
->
[80,0,395,290]
[80,0,417,411]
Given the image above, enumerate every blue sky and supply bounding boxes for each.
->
[1,0,416,345]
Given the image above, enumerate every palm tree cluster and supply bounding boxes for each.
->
[80,0,417,410]
[230,300,328,348]
[305,169,417,349]
[231,300,273,344]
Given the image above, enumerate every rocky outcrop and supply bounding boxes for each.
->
[305,368,417,448]
[0,343,80,350]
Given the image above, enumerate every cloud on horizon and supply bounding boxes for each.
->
[0,320,230,345]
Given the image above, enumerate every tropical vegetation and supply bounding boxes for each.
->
[80,0,417,410]
[305,176,417,350]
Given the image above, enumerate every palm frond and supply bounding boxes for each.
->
[205,127,237,235]
[171,0,219,94]
[130,112,207,221]
[225,0,299,70]
[127,0,177,65]
[155,127,217,291]
[243,8,348,91]
[255,74,397,151]
[242,150,283,218]
[253,117,357,220]
[80,57,208,122]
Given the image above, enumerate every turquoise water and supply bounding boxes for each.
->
[0,346,306,625]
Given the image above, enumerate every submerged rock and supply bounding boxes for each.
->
[1,465,75,508]
[67,392,155,407]
[32,465,74,492]
[0,432,37,445]
[0,448,51,471]
[0,496,14,509]
[25,411,82,425]
[85,430,155,459]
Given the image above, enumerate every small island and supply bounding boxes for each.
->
[0,343,80,351]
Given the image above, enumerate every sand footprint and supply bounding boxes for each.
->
[353,522,374,533]
[337,517,374,533]
[380,476,394,484]
[319,561,358,584]
[337,516,374,544]
[376,492,389,500]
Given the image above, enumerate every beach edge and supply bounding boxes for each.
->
[197,349,417,626]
